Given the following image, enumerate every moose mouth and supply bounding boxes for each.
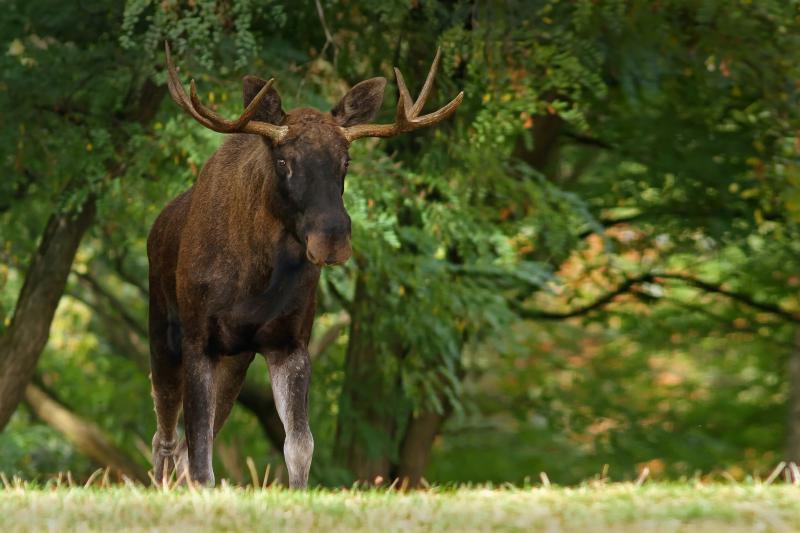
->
[305,232,352,266]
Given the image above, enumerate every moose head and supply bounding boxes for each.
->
[164,42,463,267]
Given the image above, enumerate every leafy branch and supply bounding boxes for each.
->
[515,272,800,323]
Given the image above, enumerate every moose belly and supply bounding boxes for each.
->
[206,316,260,355]
[207,313,304,356]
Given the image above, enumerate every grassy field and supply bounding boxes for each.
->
[2,482,800,532]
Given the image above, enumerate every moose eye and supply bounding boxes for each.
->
[277,159,287,167]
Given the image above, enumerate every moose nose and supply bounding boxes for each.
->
[306,232,352,266]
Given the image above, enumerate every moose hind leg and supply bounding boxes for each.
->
[213,352,256,437]
[165,353,254,487]
[267,348,313,488]
[150,306,184,484]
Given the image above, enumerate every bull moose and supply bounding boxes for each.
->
[148,42,463,488]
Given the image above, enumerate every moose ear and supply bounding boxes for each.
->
[242,75,285,124]
[331,77,387,127]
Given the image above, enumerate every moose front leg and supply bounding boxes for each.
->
[267,348,314,488]
[182,339,217,486]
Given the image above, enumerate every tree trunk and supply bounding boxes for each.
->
[396,410,446,487]
[335,275,451,488]
[335,275,398,483]
[786,330,800,463]
[24,382,148,484]
[0,199,96,430]
[0,78,165,432]
[512,112,563,178]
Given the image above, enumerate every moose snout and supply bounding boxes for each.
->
[306,227,352,266]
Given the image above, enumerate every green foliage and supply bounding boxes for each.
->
[2,0,800,486]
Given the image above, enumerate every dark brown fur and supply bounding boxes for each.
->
[149,47,461,488]
[148,78,385,488]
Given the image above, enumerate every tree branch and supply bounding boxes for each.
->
[236,381,284,450]
[74,271,147,338]
[104,254,149,300]
[324,277,353,313]
[514,273,654,320]
[315,0,338,64]
[0,196,97,431]
[651,272,800,323]
[657,293,796,350]
[564,131,615,150]
[309,312,350,360]
[515,271,800,323]
[24,382,149,484]
[65,288,150,371]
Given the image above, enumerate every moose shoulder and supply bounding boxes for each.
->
[148,42,463,488]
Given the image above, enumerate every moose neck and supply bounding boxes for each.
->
[209,134,298,264]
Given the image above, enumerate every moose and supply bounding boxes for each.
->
[148,42,463,488]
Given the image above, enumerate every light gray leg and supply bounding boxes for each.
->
[267,348,313,488]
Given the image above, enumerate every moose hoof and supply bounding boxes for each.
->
[151,434,188,486]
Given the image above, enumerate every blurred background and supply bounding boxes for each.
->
[1,0,799,487]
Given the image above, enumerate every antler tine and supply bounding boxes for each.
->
[410,47,441,117]
[342,48,464,142]
[393,67,415,121]
[188,77,275,133]
[164,41,187,107]
[165,42,217,130]
[163,41,287,142]
[410,90,464,127]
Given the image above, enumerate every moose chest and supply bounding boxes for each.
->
[202,254,320,356]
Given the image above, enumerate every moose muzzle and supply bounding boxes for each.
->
[305,216,352,266]
[306,232,352,266]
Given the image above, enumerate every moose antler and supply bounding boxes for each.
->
[164,42,288,142]
[342,48,464,142]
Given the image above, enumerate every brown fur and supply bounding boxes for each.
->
[148,52,461,486]
[147,43,464,487]
[148,78,385,488]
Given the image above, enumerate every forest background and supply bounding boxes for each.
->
[1,0,799,487]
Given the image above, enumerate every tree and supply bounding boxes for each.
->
[2,0,799,486]
[0,0,168,428]
[322,0,800,484]
[0,0,276,437]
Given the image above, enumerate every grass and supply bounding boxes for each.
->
[2,481,800,532]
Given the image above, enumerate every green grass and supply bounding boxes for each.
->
[2,483,800,532]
